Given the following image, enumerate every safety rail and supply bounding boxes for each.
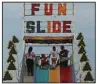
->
[19,57,26,82]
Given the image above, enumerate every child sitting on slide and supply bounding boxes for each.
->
[41,54,47,66]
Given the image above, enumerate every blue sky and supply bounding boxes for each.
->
[3,2,95,82]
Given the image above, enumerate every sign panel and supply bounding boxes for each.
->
[24,3,74,35]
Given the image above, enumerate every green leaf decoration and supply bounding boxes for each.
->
[84,71,94,81]
[9,46,17,54]
[12,36,19,43]
[8,41,14,49]
[7,61,16,70]
[78,46,86,54]
[3,71,12,80]
[80,53,88,62]
[7,53,15,63]
[76,32,84,40]
[78,39,85,47]
[83,62,91,71]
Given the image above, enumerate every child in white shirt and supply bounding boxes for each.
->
[49,46,59,68]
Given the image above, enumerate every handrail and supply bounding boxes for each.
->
[19,43,26,83]
[19,57,26,82]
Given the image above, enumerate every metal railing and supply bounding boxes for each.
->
[19,57,26,82]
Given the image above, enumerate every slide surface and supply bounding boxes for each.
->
[35,67,49,83]
[60,66,72,83]
[49,66,60,83]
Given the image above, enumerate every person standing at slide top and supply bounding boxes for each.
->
[59,45,69,67]
[49,46,59,68]
[24,46,35,76]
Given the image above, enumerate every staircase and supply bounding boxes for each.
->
[19,57,34,83]
[23,67,33,83]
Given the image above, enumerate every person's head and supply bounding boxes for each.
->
[60,45,64,50]
[41,54,45,58]
[52,46,56,51]
[28,46,33,53]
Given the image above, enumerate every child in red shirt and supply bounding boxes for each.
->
[41,54,47,66]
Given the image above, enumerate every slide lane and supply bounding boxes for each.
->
[60,65,73,83]
[49,66,60,83]
[35,67,49,83]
